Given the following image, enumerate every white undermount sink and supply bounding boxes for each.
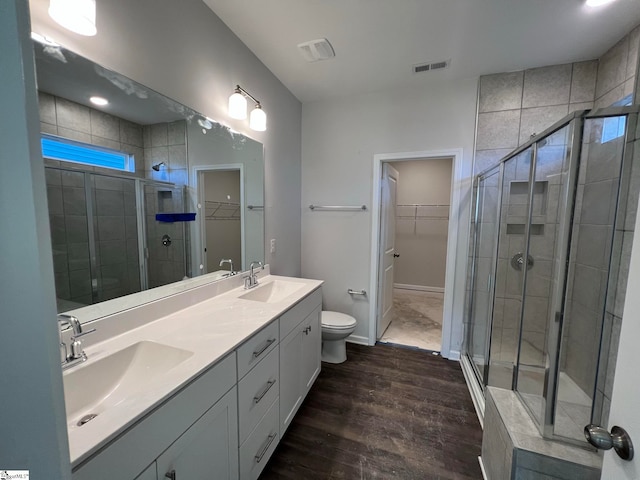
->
[238,279,306,303]
[63,341,193,427]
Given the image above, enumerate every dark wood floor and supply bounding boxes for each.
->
[260,343,483,479]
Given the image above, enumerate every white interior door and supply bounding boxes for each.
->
[376,163,399,339]
[600,223,640,478]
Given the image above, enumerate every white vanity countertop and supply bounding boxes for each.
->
[65,274,323,467]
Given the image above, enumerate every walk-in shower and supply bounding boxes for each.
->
[46,166,187,312]
[463,105,639,445]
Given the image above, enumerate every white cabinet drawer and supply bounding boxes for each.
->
[239,398,279,480]
[237,320,279,379]
[238,346,279,444]
[280,288,322,340]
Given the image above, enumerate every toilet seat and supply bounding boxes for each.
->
[322,311,357,330]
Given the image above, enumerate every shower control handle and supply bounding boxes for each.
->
[393,253,400,258]
[584,424,634,460]
[510,252,534,271]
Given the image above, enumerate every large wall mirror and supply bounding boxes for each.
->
[33,37,265,324]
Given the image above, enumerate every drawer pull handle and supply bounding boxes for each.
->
[254,379,276,404]
[165,470,176,480]
[255,433,277,463]
[253,338,276,358]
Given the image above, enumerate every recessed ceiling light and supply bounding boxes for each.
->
[90,96,108,106]
[585,0,616,7]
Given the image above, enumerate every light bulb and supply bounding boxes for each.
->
[49,0,97,36]
[89,96,108,106]
[228,90,247,119]
[249,104,267,131]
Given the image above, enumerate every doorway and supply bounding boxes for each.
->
[197,167,243,274]
[369,149,463,358]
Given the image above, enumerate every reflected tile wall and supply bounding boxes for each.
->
[38,91,145,176]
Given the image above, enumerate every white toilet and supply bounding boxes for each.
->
[321,311,357,364]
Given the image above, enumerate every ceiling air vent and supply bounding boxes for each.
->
[413,60,450,74]
[297,38,335,62]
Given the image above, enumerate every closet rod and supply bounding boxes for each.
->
[396,203,450,207]
[309,204,367,211]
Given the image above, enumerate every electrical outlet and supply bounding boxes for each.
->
[270,238,276,254]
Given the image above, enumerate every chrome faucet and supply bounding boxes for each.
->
[219,258,236,276]
[244,261,264,289]
[58,314,95,370]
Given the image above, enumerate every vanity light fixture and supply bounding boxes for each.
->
[228,85,267,131]
[89,96,108,106]
[49,0,97,36]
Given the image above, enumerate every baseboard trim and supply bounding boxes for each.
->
[461,354,485,428]
[446,349,461,361]
[347,335,370,346]
[478,456,488,480]
[394,283,445,293]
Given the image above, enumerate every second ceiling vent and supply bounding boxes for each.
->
[297,38,335,62]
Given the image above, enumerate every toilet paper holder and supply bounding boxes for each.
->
[348,289,367,296]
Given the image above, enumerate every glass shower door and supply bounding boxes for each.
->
[515,123,579,433]
[488,148,533,389]
[466,165,501,385]
[90,173,141,302]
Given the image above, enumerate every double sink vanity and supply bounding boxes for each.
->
[60,267,323,480]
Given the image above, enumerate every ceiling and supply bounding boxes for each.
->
[202,0,640,103]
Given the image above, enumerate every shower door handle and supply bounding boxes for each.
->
[584,424,634,460]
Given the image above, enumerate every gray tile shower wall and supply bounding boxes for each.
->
[474,23,640,177]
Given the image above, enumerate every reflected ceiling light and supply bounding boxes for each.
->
[585,0,616,6]
[228,85,267,131]
[89,96,108,106]
[49,0,97,36]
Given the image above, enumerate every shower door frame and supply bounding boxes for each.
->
[512,114,585,441]
[464,164,503,390]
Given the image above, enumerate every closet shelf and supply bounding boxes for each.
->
[205,200,240,220]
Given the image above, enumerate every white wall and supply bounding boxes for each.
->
[1,0,70,476]
[301,79,478,356]
[29,0,302,277]
[393,158,452,290]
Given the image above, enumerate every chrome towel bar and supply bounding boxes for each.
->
[348,289,367,295]
[309,204,367,211]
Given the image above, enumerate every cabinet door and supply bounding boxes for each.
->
[134,463,156,480]
[301,306,321,394]
[279,326,303,433]
[156,388,239,480]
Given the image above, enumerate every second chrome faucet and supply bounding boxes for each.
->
[244,261,264,289]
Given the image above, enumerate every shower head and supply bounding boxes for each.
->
[152,162,166,171]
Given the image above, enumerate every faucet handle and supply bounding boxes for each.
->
[73,327,96,339]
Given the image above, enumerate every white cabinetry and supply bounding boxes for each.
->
[157,388,238,480]
[72,285,322,480]
[279,289,322,434]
